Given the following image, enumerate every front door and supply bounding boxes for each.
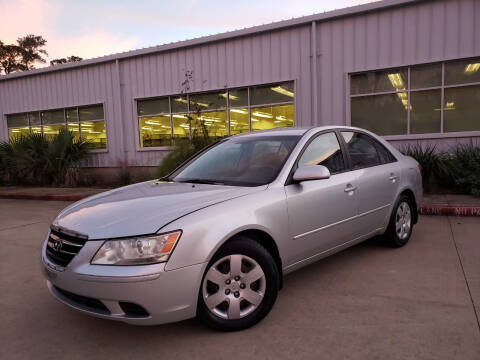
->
[285,132,360,264]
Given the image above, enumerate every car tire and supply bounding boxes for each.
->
[384,194,414,248]
[197,236,279,331]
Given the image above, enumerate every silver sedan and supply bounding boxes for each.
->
[42,126,422,331]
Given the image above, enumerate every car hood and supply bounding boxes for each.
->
[53,180,266,239]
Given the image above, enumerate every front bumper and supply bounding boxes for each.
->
[42,237,206,325]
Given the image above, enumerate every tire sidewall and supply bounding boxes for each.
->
[389,195,414,247]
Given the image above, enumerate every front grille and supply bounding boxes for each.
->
[54,286,110,314]
[46,228,87,267]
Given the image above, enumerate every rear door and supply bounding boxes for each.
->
[285,131,360,263]
[340,131,400,234]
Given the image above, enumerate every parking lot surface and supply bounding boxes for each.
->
[1,199,479,360]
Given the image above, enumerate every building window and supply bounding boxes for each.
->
[6,104,106,149]
[136,82,295,148]
[350,57,480,135]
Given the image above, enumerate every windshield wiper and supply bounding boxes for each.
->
[177,178,226,185]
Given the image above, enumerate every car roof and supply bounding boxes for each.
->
[230,125,361,138]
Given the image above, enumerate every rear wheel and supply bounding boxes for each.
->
[197,236,279,331]
[384,195,414,247]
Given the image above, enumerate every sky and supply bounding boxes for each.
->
[0,0,378,66]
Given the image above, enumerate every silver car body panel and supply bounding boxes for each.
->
[42,126,422,325]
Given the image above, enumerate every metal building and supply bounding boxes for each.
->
[1,0,479,173]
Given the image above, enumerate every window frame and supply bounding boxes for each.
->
[348,56,480,139]
[4,103,108,152]
[135,80,296,151]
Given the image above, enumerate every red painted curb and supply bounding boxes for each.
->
[419,205,480,217]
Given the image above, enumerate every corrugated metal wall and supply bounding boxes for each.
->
[315,0,480,149]
[119,25,312,166]
[1,0,479,167]
[0,62,123,167]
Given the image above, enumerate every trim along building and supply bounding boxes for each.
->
[1,0,479,174]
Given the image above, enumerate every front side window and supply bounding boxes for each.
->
[341,132,381,169]
[298,132,345,174]
[171,135,301,186]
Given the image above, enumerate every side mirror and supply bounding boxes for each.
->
[293,165,331,182]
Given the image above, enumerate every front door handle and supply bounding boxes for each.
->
[344,184,357,193]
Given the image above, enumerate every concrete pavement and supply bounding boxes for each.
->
[0,199,479,360]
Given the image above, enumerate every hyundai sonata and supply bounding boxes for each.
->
[42,126,422,331]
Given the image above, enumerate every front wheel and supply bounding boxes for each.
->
[197,236,279,331]
[384,195,414,247]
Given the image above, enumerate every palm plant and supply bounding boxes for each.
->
[0,129,91,185]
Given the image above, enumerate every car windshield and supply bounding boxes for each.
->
[170,135,301,186]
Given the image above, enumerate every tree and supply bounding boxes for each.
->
[50,55,83,66]
[16,34,48,70]
[0,41,26,74]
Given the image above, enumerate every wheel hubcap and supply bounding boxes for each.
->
[395,201,412,240]
[202,254,266,320]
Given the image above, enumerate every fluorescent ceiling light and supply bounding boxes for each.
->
[220,93,239,100]
[271,86,294,98]
[435,101,456,111]
[172,114,187,119]
[387,73,406,90]
[145,120,160,125]
[251,118,259,122]
[464,63,480,74]
[252,111,273,118]
[230,109,247,114]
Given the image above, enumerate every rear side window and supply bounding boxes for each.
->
[341,131,382,169]
[376,142,397,163]
[298,132,345,174]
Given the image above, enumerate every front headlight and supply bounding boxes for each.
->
[91,230,182,265]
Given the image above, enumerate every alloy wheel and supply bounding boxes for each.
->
[395,201,411,240]
[202,254,266,320]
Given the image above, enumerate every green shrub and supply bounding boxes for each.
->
[401,142,480,196]
[0,129,91,185]
[401,144,444,192]
[445,143,480,196]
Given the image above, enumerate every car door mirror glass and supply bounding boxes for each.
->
[293,165,331,182]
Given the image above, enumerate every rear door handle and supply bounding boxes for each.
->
[389,173,398,182]
[344,185,357,193]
